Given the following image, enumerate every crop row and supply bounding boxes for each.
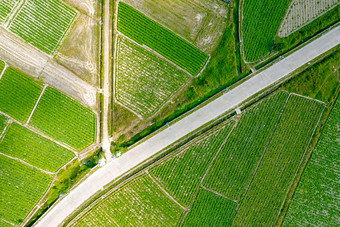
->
[203,92,289,201]
[242,0,291,62]
[9,0,77,54]
[150,122,234,207]
[29,87,96,150]
[0,154,53,225]
[73,174,183,227]
[0,113,7,134]
[0,0,18,25]
[283,97,340,226]
[115,36,190,118]
[0,123,74,172]
[232,95,324,226]
[117,2,208,76]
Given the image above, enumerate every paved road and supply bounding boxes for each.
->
[35,25,340,227]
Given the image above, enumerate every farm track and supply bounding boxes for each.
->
[34,25,340,227]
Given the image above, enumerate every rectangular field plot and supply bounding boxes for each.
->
[183,189,237,226]
[117,2,209,76]
[0,113,7,134]
[284,98,340,226]
[30,87,96,150]
[232,95,324,226]
[203,92,289,201]
[0,0,19,24]
[0,123,75,172]
[9,0,77,54]
[0,154,53,225]
[0,67,43,123]
[115,36,190,118]
[73,174,183,227]
[150,121,234,207]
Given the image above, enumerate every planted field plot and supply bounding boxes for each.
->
[0,60,4,72]
[30,87,96,150]
[115,37,190,118]
[117,2,209,76]
[203,92,289,201]
[0,123,74,172]
[284,98,340,226]
[279,0,340,37]
[232,95,324,226]
[0,0,19,24]
[242,0,291,62]
[0,154,52,225]
[0,67,42,123]
[0,114,7,134]
[150,122,234,206]
[9,0,77,55]
[73,174,183,227]
[183,189,237,226]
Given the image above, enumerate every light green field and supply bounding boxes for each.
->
[0,123,75,172]
[183,189,237,227]
[73,174,183,227]
[116,36,190,118]
[9,0,77,54]
[0,114,7,134]
[117,2,208,76]
[284,98,340,226]
[0,0,19,25]
[150,121,234,207]
[0,67,43,123]
[30,87,96,150]
[0,154,53,225]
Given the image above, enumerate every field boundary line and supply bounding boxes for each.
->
[3,0,25,28]
[0,63,7,80]
[0,119,11,141]
[0,218,16,226]
[0,152,54,175]
[290,92,327,105]
[200,184,238,203]
[146,170,187,211]
[26,84,48,125]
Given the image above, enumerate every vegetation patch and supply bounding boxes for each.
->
[115,36,190,118]
[117,2,209,76]
[283,97,340,226]
[73,174,183,227]
[0,123,75,172]
[0,67,43,123]
[0,0,18,25]
[0,154,52,225]
[0,113,7,134]
[9,0,77,54]
[30,87,96,150]
[183,189,237,226]
[150,121,234,206]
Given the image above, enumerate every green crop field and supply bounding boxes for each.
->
[150,122,234,206]
[284,98,340,226]
[115,36,190,118]
[0,123,74,172]
[203,92,289,201]
[232,95,324,226]
[0,60,5,72]
[183,188,237,226]
[30,87,96,150]
[0,154,53,225]
[117,2,209,76]
[0,67,43,123]
[9,0,77,54]
[242,0,291,62]
[73,174,183,227]
[0,0,18,24]
[0,114,7,134]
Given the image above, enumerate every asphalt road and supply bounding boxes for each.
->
[35,25,340,227]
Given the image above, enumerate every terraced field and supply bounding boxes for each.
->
[0,0,19,24]
[0,123,75,172]
[9,0,77,54]
[0,67,43,123]
[0,154,53,225]
[117,2,209,76]
[284,98,340,226]
[30,87,96,150]
[242,0,291,62]
[150,122,234,206]
[72,174,183,227]
[115,36,190,118]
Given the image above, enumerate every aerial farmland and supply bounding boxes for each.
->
[0,0,339,226]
